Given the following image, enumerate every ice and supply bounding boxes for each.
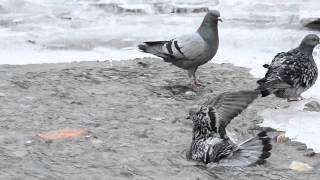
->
[299,0,320,21]
[1,0,320,152]
[259,99,320,153]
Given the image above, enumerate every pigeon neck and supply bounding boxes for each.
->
[298,43,315,57]
[192,126,213,140]
[197,21,219,44]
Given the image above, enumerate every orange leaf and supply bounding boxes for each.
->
[38,128,88,140]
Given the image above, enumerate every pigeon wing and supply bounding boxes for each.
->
[161,33,207,60]
[204,91,259,139]
[266,49,315,88]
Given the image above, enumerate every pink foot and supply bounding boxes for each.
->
[192,79,203,86]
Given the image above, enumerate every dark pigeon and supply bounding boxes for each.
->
[257,34,319,101]
[187,90,272,166]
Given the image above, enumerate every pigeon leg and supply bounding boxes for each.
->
[188,68,198,88]
[188,67,202,87]
[190,76,202,89]
[190,80,197,89]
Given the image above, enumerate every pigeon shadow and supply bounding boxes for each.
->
[162,84,194,95]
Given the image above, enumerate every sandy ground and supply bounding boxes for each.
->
[0,58,320,180]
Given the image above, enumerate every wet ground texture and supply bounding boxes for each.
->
[0,58,320,180]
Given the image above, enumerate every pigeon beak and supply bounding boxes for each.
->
[218,18,223,22]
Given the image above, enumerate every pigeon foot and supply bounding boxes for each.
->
[190,79,203,91]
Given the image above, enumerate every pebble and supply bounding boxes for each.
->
[152,117,163,121]
[303,101,320,112]
[90,138,103,145]
[0,92,5,97]
[304,149,316,157]
[276,132,289,143]
[289,161,313,172]
[25,140,33,146]
[184,91,196,99]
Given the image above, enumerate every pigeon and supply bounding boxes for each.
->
[187,90,272,166]
[257,34,319,101]
[138,10,221,88]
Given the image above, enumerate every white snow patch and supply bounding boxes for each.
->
[259,98,320,153]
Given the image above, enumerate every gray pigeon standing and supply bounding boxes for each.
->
[138,10,221,88]
[257,34,319,101]
[187,90,272,166]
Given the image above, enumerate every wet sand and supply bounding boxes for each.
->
[0,58,319,180]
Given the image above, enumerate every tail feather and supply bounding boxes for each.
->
[208,131,272,167]
[138,41,170,59]
[237,131,272,165]
[256,78,291,97]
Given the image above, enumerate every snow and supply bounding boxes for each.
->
[259,99,320,152]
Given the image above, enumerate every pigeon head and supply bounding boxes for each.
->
[300,34,320,48]
[203,10,222,23]
[188,107,198,123]
[299,34,320,55]
[197,10,221,41]
[188,106,211,127]
[189,106,217,140]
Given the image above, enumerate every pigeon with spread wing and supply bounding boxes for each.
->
[187,90,272,166]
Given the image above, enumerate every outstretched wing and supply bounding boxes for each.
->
[203,91,259,139]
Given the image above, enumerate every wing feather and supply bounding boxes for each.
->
[204,91,259,139]
[174,33,207,60]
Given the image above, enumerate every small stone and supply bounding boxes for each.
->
[303,101,320,112]
[90,138,103,145]
[152,117,162,121]
[25,140,33,145]
[276,132,289,143]
[0,92,5,97]
[289,161,313,172]
[304,149,316,157]
[184,91,196,99]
